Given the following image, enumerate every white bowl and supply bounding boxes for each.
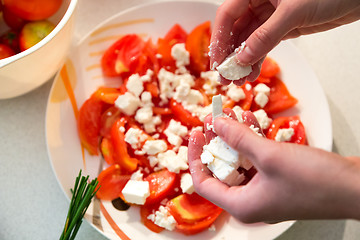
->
[0,0,78,99]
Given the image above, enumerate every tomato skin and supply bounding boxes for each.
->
[19,20,55,51]
[144,169,178,205]
[266,116,307,144]
[101,34,145,77]
[96,164,131,200]
[0,43,15,59]
[260,57,280,78]
[185,21,211,75]
[3,0,62,21]
[2,6,27,30]
[175,211,221,235]
[78,95,106,155]
[110,118,138,173]
[100,106,121,138]
[169,99,203,127]
[1,30,20,53]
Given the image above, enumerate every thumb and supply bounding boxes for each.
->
[214,117,269,166]
[237,5,296,65]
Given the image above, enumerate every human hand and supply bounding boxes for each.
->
[188,111,360,223]
[210,0,360,85]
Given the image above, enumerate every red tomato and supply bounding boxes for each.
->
[185,21,211,75]
[101,34,145,77]
[96,164,131,200]
[166,193,222,224]
[266,116,307,144]
[2,6,27,30]
[78,95,106,155]
[3,0,62,21]
[0,43,15,59]
[260,57,280,78]
[140,204,164,233]
[252,77,298,114]
[110,118,138,173]
[175,211,221,235]
[1,30,20,52]
[19,20,55,51]
[100,137,115,165]
[222,83,254,111]
[169,99,202,127]
[93,87,122,104]
[144,169,178,205]
[157,24,188,71]
[99,106,121,138]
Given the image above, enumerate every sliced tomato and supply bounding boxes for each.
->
[96,164,131,200]
[166,193,222,224]
[140,204,164,233]
[93,87,122,104]
[223,84,253,111]
[100,137,115,165]
[266,116,307,144]
[185,21,211,75]
[170,99,202,127]
[110,118,138,172]
[175,211,222,235]
[144,81,159,98]
[101,34,145,77]
[152,106,172,115]
[157,24,188,71]
[135,39,160,75]
[252,77,298,114]
[78,95,106,155]
[144,169,178,205]
[100,106,121,138]
[260,57,280,78]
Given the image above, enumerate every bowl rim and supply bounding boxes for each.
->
[0,0,78,68]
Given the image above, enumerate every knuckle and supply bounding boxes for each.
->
[253,27,276,49]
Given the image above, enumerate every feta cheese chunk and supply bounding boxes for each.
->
[125,127,148,149]
[212,94,224,120]
[142,140,167,155]
[275,128,295,142]
[147,206,177,231]
[157,146,189,173]
[227,84,246,102]
[171,43,190,68]
[180,173,195,194]
[122,180,150,205]
[164,119,188,148]
[216,42,252,81]
[126,74,144,97]
[206,157,245,186]
[115,92,141,115]
[253,83,271,108]
[253,109,272,130]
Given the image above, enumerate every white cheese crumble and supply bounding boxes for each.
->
[114,92,141,116]
[227,83,245,102]
[142,140,167,155]
[157,146,189,173]
[253,83,271,108]
[147,206,177,231]
[180,173,195,194]
[253,109,272,130]
[171,43,190,68]
[275,128,295,142]
[216,42,252,80]
[164,119,188,148]
[124,127,148,149]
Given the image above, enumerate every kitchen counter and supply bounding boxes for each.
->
[1,0,360,239]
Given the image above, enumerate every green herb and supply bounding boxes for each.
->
[60,170,100,240]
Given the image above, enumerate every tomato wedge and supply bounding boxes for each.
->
[78,95,106,155]
[266,116,307,144]
[93,87,122,104]
[170,99,202,127]
[96,164,131,200]
[101,34,145,77]
[144,169,178,205]
[185,21,211,75]
[260,57,280,78]
[110,118,138,172]
[140,204,164,233]
[175,211,221,235]
[252,77,298,114]
[166,193,222,224]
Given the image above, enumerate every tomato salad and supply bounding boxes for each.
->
[77,21,307,235]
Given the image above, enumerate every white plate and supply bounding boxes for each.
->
[46,1,332,239]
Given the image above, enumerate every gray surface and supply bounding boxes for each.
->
[1,0,360,239]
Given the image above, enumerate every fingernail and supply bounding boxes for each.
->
[236,44,255,65]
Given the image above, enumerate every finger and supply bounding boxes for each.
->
[219,75,233,85]
[209,0,250,68]
[236,4,297,65]
[203,108,237,143]
[214,117,267,165]
[188,130,212,177]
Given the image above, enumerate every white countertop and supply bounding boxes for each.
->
[1,0,360,239]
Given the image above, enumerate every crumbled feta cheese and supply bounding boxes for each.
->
[125,127,148,149]
[216,42,252,80]
[122,180,150,205]
[157,146,189,173]
[253,109,272,130]
[115,92,141,115]
[143,115,161,134]
[212,94,224,120]
[140,91,153,106]
[127,74,144,97]
[171,43,190,68]
[275,128,295,142]
[254,83,270,95]
[227,84,245,102]
[147,206,176,231]
[201,71,220,95]
[164,120,188,147]
[142,140,167,155]
[254,92,269,108]
[140,69,154,82]
[249,124,263,137]
[130,169,144,181]
[180,173,195,194]
[135,106,153,124]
